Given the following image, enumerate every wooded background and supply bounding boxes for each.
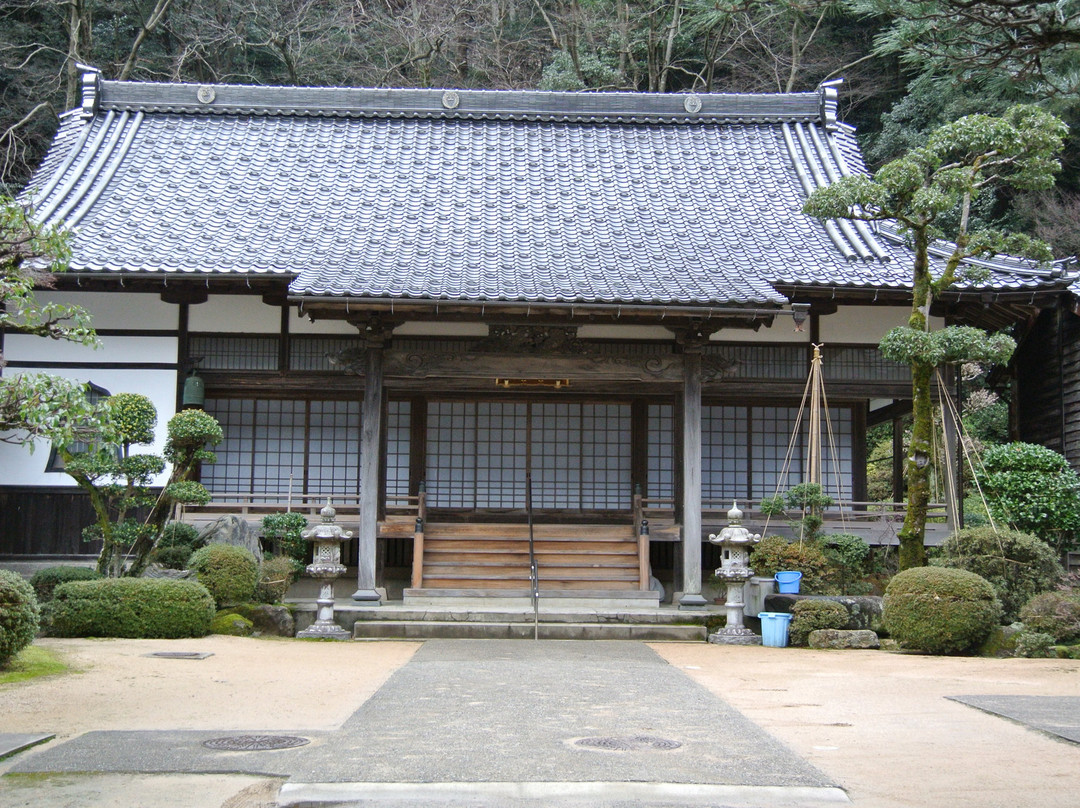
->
[3,1,1078,253]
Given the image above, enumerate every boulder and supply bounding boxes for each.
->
[808,629,880,650]
[765,594,883,631]
[142,565,194,579]
[237,604,295,637]
[210,612,254,636]
[196,516,263,562]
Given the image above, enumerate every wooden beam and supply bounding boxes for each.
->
[679,349,707,608]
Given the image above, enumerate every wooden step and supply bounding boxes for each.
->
[423,578,639,591]
[423,523,635,539]
[426,552,637,566]
[423,539,637,554]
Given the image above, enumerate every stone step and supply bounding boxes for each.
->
[346,606,699,625]
[351,620,706,641]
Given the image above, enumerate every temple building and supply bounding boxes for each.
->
[2,69,1075,606]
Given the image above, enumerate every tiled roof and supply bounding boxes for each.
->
[21,71,1074,307]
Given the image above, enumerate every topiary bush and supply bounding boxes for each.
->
[28,566,102,602]
[148,521,206,570]
[750,535,830,593]
[1,570,40,667]
[883,566,1002,654]
[188,544,258,607]
[149,545,195,570]
[157,521,204,551]
[1019,591,1080,643]
[48,578,214,638]
[789,599,850,646]
[935,527,1064,622]
[976,442,1080,554]
[256,555,299,604]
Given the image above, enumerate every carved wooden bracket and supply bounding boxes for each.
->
[474,325,590,355]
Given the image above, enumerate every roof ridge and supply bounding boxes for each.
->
[83,72,830,125]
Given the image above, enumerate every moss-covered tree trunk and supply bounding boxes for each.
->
[899,359,932,569]
[898,228,933,570]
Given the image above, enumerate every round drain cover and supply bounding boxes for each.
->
[203,735,310,751]
[574,735,682,751]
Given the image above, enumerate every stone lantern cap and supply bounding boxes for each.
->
[301,500,354,542]
[708,502,761,546]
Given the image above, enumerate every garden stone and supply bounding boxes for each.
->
[980,623,1022,658]
[210,613,253,636]
[141,565,194,579]
[765,593,883,630]
[196,515,263,562]
[808,629,880,649]
[244,604,295,637]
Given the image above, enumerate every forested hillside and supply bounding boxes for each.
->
[2,1,1078,251]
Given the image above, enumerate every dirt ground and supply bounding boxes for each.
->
[1,637,1078,807]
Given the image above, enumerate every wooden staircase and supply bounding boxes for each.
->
[415,523,641,591]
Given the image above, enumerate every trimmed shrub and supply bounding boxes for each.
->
[823,533,872,594]
[1019,591,1080,643]
[750,536,830,593]
[29,566,102,602]
[149,545,194,570]
[1,570,40,667]
[883,567,1002,655]
[157,521,204,550]
[936,527,1064,622]
[188,544,258,607]
[256,555,299,604]
[49,578,214,638]
[789,599,849,646]
[976,442,1080,553]
[1015,632,1056,659]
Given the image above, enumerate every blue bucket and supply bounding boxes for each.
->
[758,612,793,647]
[774,570,802,594]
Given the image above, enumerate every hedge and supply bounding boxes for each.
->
[49,578,215,638]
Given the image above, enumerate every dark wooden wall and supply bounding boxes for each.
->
[1016,305,1080,472]
[0,488,103,557]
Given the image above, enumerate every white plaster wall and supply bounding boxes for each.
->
[293,313,364,335]
[819,306,946,344]
[5,334,178,364]
[0,368,178,487]
[714,322,811,344]
[392,322,491,337]
[33,291,178,330]
[188,295,281,332]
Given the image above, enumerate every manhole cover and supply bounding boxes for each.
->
[574,735,682,752]
[203,735,309,751]
[145,652,212,660]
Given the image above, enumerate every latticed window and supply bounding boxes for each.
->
[647,403,854,505]
[201,398,410,497]
[425,400,632,510]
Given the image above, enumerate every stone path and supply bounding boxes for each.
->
[947,695,1080,744]
[8,640,845,806]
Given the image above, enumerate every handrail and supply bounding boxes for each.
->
[526,469,539,640]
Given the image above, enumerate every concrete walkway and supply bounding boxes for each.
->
[6,640,843,807]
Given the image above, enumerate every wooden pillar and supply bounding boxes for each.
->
[679,348,707,608]
[353,339,384,602]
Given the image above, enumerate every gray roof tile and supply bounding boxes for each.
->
[20,76,1075,306]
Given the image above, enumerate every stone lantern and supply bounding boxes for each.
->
[707,503,761,645]
[296,500,352,640]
